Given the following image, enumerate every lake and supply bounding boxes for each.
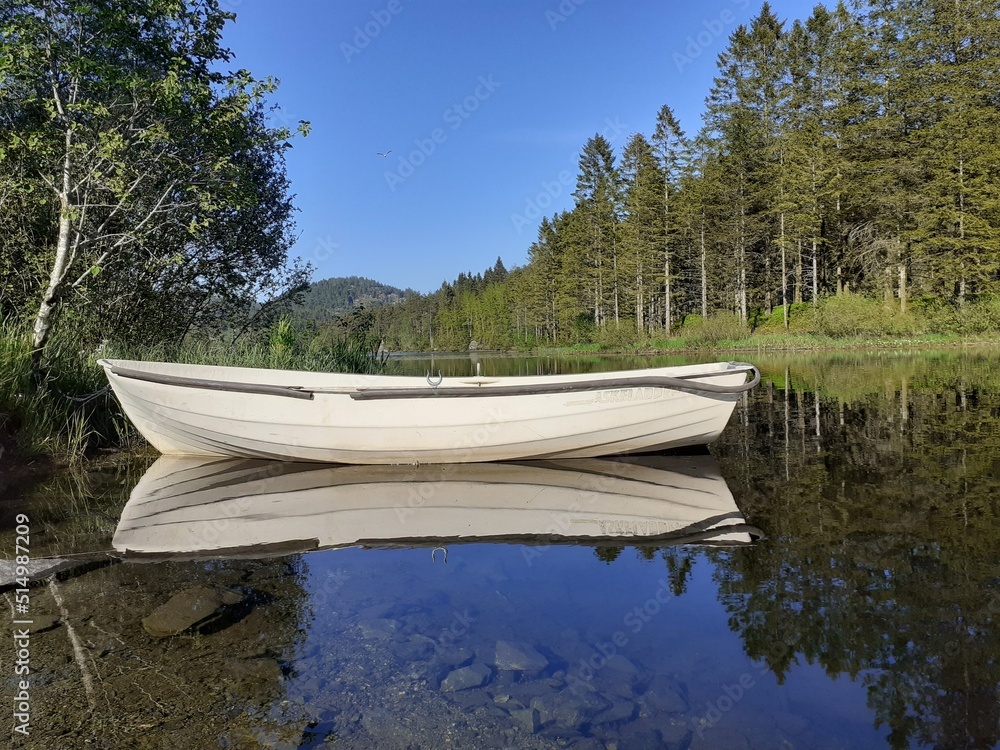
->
[2,349,999,749]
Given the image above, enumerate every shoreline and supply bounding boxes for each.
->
[2,339,997,469]
[391,335,999,358]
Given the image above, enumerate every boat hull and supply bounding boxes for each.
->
[99,359,755,464]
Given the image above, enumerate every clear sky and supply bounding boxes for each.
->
[219,0,821,293]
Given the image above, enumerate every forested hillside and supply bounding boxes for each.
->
[369,0,1000,352]
[297,276,413,322]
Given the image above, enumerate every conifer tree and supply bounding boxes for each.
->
[572,135,620,328]
[621,133,665,332]
[652,105,688,331]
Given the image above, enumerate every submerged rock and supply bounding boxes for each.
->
[142,585,245,638]
[531,689,611,729]
[440,662,492,692]
[593,698,637,725]
[392,635,435,662]
[510,707,540,734]
[639,675,689,714]
[227,656,282,684]
[434,645,475,667]
[494,640,549,673]
[356,617,402,640]
[603,653,641,677]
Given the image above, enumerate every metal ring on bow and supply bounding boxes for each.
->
[431,546,448,563]
[426,371,444,387]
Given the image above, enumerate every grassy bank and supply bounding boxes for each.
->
[0,317,389,464]
[538,330,993,356]
[0,321,121,466]
[537,295,1000,355]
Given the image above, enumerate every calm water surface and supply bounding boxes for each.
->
[2,349,999,749]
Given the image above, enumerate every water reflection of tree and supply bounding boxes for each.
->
[0,460,316,747]
[0,458,153,557]
[712,355,1000,750]
[591,546,695,598]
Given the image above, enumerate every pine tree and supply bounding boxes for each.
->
[621,133,665,332]
[704,4,787,323]
[572,135,620,328]
[779,7,843,313]
[908,0,1000,304]
[652,105,688,332]
[848,0,926,310]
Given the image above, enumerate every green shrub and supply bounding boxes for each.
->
[268,316,297,369]
[955,296,1000,334]
[571,312,596,343]
[593,321,647,352]
[754,303,819,334]
[815,294,924,338]
[683,312,749,347]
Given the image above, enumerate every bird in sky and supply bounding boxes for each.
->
[376,150,392,157]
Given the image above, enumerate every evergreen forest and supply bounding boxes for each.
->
[361,0,1000,352]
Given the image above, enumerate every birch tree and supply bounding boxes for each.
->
[0,0,308,361]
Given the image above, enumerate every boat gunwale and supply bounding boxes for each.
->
[113,523,766,562]
[100,360,760,401]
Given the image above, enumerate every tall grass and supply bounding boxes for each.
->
[0,321,113,463]
[112,314,391,375]
[1,314,392,462]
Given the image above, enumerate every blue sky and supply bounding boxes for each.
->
[219,0,821,293]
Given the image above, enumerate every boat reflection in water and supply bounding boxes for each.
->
[113,455,761,559]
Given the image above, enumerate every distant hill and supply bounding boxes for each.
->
[295,276,413,322]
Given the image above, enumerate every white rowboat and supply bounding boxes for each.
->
[112,455,761,559]
[98,359,759,464]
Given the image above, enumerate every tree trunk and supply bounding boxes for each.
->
[780,212,788,329]
[663,178,671,333]
[811,237,818,309]
[899,263,907,314]
[700,214,707,318]
[795,239,803,304]
[635,246,643,332]
[897,237,907,313]
[765,252,772,316]
[32,130,75,366]
[664,254,671,334]
[738,184,747,324]
[612,251,619,326]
